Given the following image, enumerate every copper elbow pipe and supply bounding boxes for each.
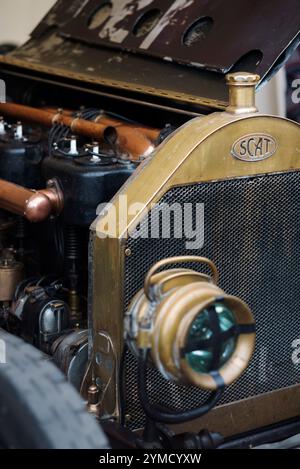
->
[0,103,159,161]
[0,179,63,223]
[69,117,153,160]
[104,126,155,159]
[93,115,160,142]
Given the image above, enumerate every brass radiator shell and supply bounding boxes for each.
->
[89,110,300,435]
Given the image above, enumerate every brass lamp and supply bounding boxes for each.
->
[125,256,256,391]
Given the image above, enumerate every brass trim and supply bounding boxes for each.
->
[129,267,255,390]
[153,282,220,382]
[93,114,300,239]
[144,256,219,300]
[226,72,260,115]
[231,132,278,162]
[90,99,300,425]
[91,234,125,418]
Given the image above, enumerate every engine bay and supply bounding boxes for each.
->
[0,102,170,390]
[0,0,300,452]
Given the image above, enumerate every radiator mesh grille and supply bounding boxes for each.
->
[123,172,300,429]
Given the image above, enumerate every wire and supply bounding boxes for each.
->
[53,217,64,261]
[48,107,139,157]
[137,349,224,425]
[78,108,138,125]
[119,347,128,427]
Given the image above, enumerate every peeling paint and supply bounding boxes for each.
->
[23,34,64,59]
[74,0,90,18]
[107,56,123,64]
[140,0,194,50]
[72,49,84,55]
[99,0,155,43]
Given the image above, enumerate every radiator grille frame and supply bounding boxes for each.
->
[123,171,300,430]
[90,112,300,434]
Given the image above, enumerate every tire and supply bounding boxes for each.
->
[0,329,109,449]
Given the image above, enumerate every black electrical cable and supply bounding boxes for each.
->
[48,124,61,155]
[54,147,87,158]
[52,135,88,158]
[106,110,138,125]
[48,107,139,157]
[78,108,138,125]
[137,349,224,425]
[119,346,128,427]
[52,217,64,262]
[48,124,70,156]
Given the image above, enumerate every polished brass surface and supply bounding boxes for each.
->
[85,236,124,418]
[88,72,300,431]
[126,256,255,390]
[226,72,260,115]
[94,116,299,240]
[144,256,219,300]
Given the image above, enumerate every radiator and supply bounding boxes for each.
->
[123,171,300,429]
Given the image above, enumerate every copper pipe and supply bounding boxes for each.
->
[0,103,158,160]
[43,106,161,141]
[0,178,63,223]
[103,126,154,159]
[69,117,153,160]
[93,116,160,141]
[0,103,55,128]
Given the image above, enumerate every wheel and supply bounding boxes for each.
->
[0,329,109,449]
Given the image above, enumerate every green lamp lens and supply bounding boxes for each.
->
[186,302,237,373]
